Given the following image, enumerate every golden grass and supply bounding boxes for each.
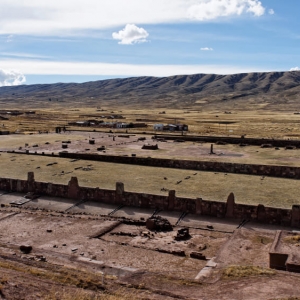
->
[222,265,275,279]
[0,259,104,290]
[0,152,300,208]
[0,259,140,300]
[251,235,274,245]
[3,107,300,139]
[284,235,300,244]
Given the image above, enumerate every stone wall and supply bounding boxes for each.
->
[1,172,300,229]
[58,152,300,179]
[154,134,300,148]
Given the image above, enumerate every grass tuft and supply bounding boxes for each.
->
[222,265,275,279]
[284,235,300,244]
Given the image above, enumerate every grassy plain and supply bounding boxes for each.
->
[1,105,300,209]
[1,152,300,208]
[2,106,300,139]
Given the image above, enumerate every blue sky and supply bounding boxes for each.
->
[0,0,299,86]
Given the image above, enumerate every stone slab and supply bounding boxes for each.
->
[0,192,28,205]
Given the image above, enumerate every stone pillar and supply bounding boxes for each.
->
[115,182,124,204]
[291,205,300,228]
[27,172,35,193]
[67,177,80,199]
[257,204,266,222]
[168,190,176,210]
[225,192,235,218]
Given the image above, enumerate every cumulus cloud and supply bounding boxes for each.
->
[112,24,149,45]
[0,1,267,36]
[290,67,300,71]
[201,47,214,51]
[268,8,275,15]
[0,69,26,86]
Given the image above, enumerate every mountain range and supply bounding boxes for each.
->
[1,71,300,110]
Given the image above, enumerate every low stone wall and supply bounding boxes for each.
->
[1,172,300,229]
[154,134,300,148]
[58,152,300,179]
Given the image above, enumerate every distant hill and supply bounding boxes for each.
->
[1,71,300,110]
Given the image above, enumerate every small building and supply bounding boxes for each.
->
[68,121,89,126]
[116,122,129,128]
[177,124,189,131]
[154,124,164,131]
[25,111,36,114]
[164,124,177,131]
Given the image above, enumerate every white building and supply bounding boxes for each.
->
[153,124,164,131]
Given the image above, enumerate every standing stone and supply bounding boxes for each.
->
[27,172,35,193]
[68,177,80,199]
[225,192,235,218]
[116,182,124,195]
[168,190,176,210]
[115,182,124,204]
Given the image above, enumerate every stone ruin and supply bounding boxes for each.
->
[269,230,300,273]
[146,216,173,231]
[142,144,159,150]
[174,228,191,241]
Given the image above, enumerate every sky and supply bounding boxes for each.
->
[0,0,299,86]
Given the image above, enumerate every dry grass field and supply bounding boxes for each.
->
[1,106,300,209]
[2,106,300,139]
[0,152,300,208]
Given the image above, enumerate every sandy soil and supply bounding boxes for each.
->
[1,201,300,300]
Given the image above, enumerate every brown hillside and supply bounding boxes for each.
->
[0,71,300,110]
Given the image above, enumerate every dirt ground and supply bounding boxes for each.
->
[1,201,300,300]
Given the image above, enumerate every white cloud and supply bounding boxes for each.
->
[201,47,214,51]
[0,69,26,86]
[268,9,275,15]
[0,0,267,36]
[0,59,271,77]
[188,0,265,20]
[112,24,149,45]
[290,67,300,71]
